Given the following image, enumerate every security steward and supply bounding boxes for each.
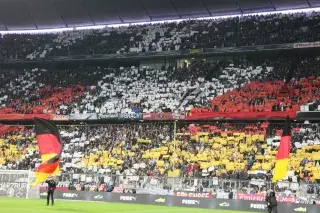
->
[46,177,57,206]
[265,191,272,213]
[266,191,278,213]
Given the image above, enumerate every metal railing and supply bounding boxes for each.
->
[1,170,319,201]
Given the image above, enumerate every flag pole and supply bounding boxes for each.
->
[26,169,32,199]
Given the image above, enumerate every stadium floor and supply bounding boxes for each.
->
[0,197,258,213]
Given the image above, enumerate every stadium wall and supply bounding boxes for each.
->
[38,190,319,213]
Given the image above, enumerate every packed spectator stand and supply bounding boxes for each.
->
[1,12,320,59]
[0,56,319,115]
[1,121,320,197]
[0,10,320,202]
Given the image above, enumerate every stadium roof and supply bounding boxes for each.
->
[0,0,319,31]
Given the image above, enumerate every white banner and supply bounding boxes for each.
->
[69,113,97,120]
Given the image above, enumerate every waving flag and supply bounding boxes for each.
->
[272,116,291,182]
[31,118,62,186]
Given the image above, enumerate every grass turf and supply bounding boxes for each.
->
[0,197,257,213]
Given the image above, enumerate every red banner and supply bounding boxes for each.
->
[236,193,296,203]
[186,111,296,120]
[278,196,295,203]
[236,193,265,201]
[0,114,51,121]
[143,112,174,120]
[113,187,124,193]
[52,114,70,121]
[143,112,185,121]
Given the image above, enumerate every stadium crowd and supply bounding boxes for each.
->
[1,12,320,59]
[1,121,320,196]
[0,58,318,195]
[0,56,319,115]
[0,10,320,200]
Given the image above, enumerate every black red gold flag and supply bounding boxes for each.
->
[272,116,291,182]
[31,118,62,186]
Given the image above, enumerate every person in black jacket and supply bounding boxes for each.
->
[265,191,272,213]
[46,177,57,206]
[266,191,278,213]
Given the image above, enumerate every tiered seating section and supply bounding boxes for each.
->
[1,122,319,183]
[191,77,320,114]
[0,126,35,169]
[0,67,106,114]
[0,56,319,115]
[1,12,320,59]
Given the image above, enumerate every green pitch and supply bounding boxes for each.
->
[0,197,256,213]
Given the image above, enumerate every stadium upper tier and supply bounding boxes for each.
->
[0,56,319,115]
[0,122,319,184]
[1,12,320,59]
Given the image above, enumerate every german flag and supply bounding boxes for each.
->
[272,116,291,182]
[31,118,62,186]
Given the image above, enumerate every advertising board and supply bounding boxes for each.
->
[38,190,320,213]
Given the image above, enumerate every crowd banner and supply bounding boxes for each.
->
[294,42,320,49]
[0,182,27,198]
[0,114,51,121]
[236,193,295,203]
[236,193,265,201]
[98,113,142,120]
[39,190,319,213]
[143,112,176,121]
[69,113,98,120]
[52,114,70,121]
[186,111,297,120]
